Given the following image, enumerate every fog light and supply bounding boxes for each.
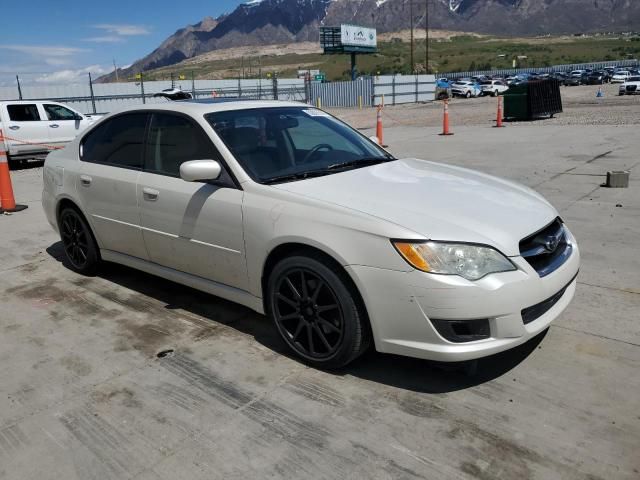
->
[431,318,490,343]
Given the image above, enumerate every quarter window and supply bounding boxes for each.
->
[7,104,40,121]
[80,113,148,169]
[144,113,218,177]
[44,104,78,121]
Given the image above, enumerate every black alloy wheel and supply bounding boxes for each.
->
[268,255,369,368]
[59,208,99,274]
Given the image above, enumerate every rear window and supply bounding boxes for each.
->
[7,104,40,121]
[80,113,148,169]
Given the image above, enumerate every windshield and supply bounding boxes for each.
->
[628,76,640,82]
[205,107,394,184]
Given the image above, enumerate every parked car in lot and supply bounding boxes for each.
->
[42,100,580,368]
[479,80,509,96]
[612,71,632,83]
[563,75,583,87]
[585,71,608,85]
[618,76,640,95]
[0,101,101,164]
[451,80,482,98]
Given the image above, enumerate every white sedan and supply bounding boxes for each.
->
[611,71,631,83]
[42,101,580,368]
[619,75,640,95]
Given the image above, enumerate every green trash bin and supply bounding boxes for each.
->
[503,83,529,121]
[504,79,563,121]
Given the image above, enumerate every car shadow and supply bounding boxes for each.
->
[46,241,545,394]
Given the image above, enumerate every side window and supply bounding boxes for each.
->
[7,104,40,121]
[80,113,148,169]
[44,104,78,121]
[145,113,218,177]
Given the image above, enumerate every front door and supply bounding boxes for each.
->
[138,112,247,290]
[76,112,150,260]
[43,103,84,146]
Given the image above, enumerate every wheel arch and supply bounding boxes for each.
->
[261,242,371,332]
[55,197,102,252]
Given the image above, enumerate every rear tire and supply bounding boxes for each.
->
[58,207,100,275]
[267,255,370,369]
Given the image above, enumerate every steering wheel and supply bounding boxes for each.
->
[301,144,334,164]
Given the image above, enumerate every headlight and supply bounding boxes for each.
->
[392,241,516,281]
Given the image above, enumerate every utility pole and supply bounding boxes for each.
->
[425,0,429,74]
[410,0,415,73]
[113,59,119,82]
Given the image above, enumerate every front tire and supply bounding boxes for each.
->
[465,91,471,99]
[59,207,100,275]
[267,255,370,369]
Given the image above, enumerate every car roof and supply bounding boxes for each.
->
[104,99,308,117]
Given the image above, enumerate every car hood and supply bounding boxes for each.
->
[273,159,558,256]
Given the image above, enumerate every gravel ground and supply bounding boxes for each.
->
[328,83,640,130]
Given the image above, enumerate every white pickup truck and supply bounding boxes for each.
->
[0,100,101,164]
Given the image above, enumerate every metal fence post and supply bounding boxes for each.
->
[371,76,376,107]
[392,76,396,106]
[140,73,146,104]
[415,74,419,103]
[88,73,97,114]
[238,77,242,98]
[273,75,278,100]
[16,75,23,100]
[191,71,196,99]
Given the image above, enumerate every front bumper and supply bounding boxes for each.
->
[346,232,580,362]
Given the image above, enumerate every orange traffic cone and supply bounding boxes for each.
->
[376,105,388,147]
[439,99,454,136]
[0,129,28,213]
[494,95,505,128]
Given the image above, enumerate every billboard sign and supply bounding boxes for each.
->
[340,25,376,49]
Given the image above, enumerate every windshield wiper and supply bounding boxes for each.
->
[262,169,333,185]
[327,156,394,171]
[263,156,395,185]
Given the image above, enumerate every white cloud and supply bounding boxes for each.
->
[84,35,125,43]
[33,65,110,84]
[92,24,151,36]
[0,45,87,57]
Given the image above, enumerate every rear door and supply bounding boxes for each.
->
[138,112,247,290]
[77,112,150,260]
[1,103,49,156]
[43,103,84,147]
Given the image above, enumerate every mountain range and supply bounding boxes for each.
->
[98,0,640,81]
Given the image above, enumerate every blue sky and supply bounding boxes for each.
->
[0,0,245,84]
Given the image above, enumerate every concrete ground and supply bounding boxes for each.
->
[1,123,639,479]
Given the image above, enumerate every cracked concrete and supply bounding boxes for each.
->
[0,123,638,479]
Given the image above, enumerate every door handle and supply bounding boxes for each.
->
[142,187,159,201]
[80,175,92,186]
[49,124,59,128]
[8,125,19,130]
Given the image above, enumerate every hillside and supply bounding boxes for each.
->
[97,0,640,82]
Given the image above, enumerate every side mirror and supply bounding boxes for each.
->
[369,135,380,145]
[73,114,83,121]
[180,160,222,182]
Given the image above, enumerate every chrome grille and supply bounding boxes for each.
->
[519,218,572,277]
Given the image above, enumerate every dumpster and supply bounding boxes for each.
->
[504,79,562,120]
